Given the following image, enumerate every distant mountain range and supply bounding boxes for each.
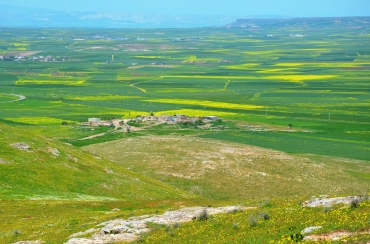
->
[0,5,287,28]
[228,17,370,28]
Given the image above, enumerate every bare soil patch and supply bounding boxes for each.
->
[6,51,42,56]
[304,229,370,242]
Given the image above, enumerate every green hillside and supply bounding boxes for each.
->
[0,122,202,243]
[0,123,195,201]
[85,134,370,201]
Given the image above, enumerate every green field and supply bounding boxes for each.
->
[0,18,370,243]
[0,24,370,158]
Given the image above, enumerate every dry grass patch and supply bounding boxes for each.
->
[85,136,369,200]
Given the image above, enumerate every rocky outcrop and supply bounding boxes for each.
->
[48,147,60,157]
[302,196,362,207]
[66,206,248,244]
[301,226,322,234]
[13,241,44,244]
[10,142,31,151]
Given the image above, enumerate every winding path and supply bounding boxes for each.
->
[130,76,163,94]
[0,94,26,104]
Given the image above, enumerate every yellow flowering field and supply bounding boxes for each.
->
[5,117,75,125]
[162,75,256,79]
[65,95,142,101]
[256,68,299,73]
[15,78,88,86]
[144,99,264,110]
[275,62,370,67]
[155,88,225,93]
[264,75,338,83]
[156,109,237,117]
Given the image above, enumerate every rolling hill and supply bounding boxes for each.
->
[0,122,194,201]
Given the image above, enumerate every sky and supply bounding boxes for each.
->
[1,0,370,17]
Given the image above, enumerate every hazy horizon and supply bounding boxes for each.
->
[2,0,370,17]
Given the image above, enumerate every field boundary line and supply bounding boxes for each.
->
[130,76,163,94]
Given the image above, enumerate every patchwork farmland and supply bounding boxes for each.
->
[0,17,369,243]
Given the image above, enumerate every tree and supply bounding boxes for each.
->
[196,118,203,125]
[288,124,293,129]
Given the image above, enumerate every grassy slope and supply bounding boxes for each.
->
[85,134,370,201]
[0,198,219,243]
[0,122,202,243]
[0,122,193,201]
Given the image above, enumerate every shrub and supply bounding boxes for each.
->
[181,121,193,126]
[195,119,204,125]
[229,208,243,214]
[197,209,209,221]
[260,199,272,208]
[172,223,181,229]
[259,212,270,220]
[290,233,304,242]
[165,225,175,237]
[164,225,172,232]
[249,216,258,227]
[350,198,360,208]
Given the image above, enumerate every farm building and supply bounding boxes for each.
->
[204,116,219,121]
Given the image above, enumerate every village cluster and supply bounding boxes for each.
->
[83,114,220,132]
[0,54,69,62]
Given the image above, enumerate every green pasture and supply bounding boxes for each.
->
[0,25,370,158]
[0,94,17,102]
[201,130,370,161]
